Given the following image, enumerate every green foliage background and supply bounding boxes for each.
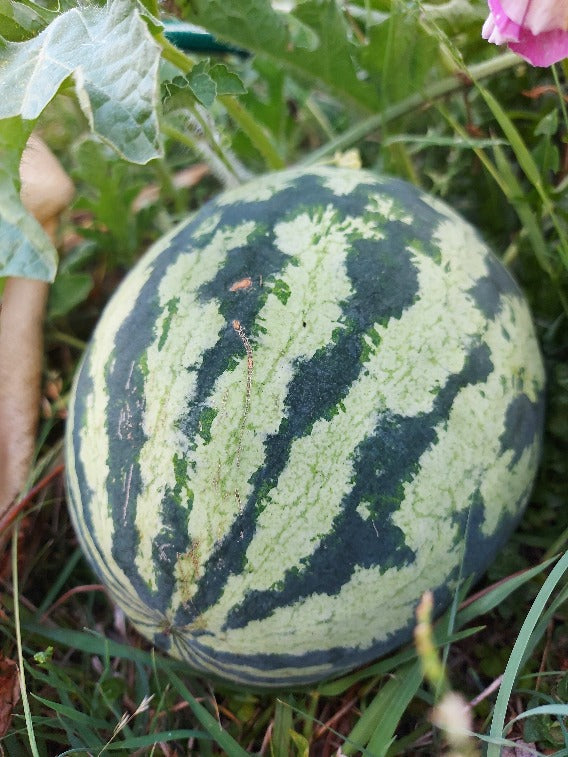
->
[1,0,568,754]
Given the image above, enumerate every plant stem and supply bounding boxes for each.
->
[13,521,41,757]
[161,120,245,187]
[220,96,285,170]
[48,330,87,351]
[302,52,521,164]
[157,32,195,74]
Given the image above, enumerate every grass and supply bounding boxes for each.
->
[2,2,568,755]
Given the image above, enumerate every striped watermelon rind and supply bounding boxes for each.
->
[65,166,545,687]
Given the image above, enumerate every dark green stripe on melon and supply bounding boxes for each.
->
[172,194,450,625]
[222,341,494,630]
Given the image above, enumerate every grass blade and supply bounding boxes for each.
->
[487,550,568,756]
[104,729,210,750]
[31,694,109,729]
[273,697,294,757]
[22,623,186,670]
[343,661,423,757]
[477,84,543,190]
[366,661,424,757]
[456,556,559,628]
[12,521,41,757]
[478,83,568,270]
[318,627,481,697]
[164,668,249,757]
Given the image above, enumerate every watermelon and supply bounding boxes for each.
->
[65,165,545,687]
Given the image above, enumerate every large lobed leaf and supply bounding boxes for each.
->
[0,0,162,164]
[0,0,165,280]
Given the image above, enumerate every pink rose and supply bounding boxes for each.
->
[482,0,568,66]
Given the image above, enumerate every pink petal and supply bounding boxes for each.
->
[487,0,523,41]
[509,26,568,66]
[482,14,517,44]
[499,0,568,36]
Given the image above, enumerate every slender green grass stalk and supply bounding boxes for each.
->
[343,661,424,757]
[221,96,285,170]
[487,550,568,757]
[160,121,236,185]
[48,330,88,351]
[36,548,83,617]
[282,700,379,757]
[164,669,250,757]
[437,103,568,313]
[12,521,41,757]
[552,64,568,132]
[302,52,521,165]
[477,84,568,270]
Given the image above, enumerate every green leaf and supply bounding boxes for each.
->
[0,0,52,41]
[188,61,217,107]
[342,662,424,757]
[456,556,559,629]
[0,0,162,164]
[509,703,568,726]
[360,3,439,107]
[284,13,319,51]
[48,271,93,319]
[420,0,486,34]
[164,62,246,109]
[0,117,58,281]
[289,729,310,757]
[366,662,424,757]
[182,0,379,112]
[31,694,110,729]
[535,109,559,137]
[273,698,294,757]
[209,64,246,96]
[71,136,147,264]
[477,84,545,192]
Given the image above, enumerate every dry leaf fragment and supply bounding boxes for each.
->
[0,655,20,738]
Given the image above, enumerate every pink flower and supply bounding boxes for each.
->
[482,0,568,66]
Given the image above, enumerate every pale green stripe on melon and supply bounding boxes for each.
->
[133,222,258,590]
[195,562,420,659]
[170,206,375,611]
[181,218,543,658]
[198,371,384,628]
[393,294,543,551]
[365,193,413,224]
[370,245,487,417]
[356,215,492,420]
[310,165,382,196]
[70,221,194,602]
[479,293,544,534]
[193,226,490,643]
